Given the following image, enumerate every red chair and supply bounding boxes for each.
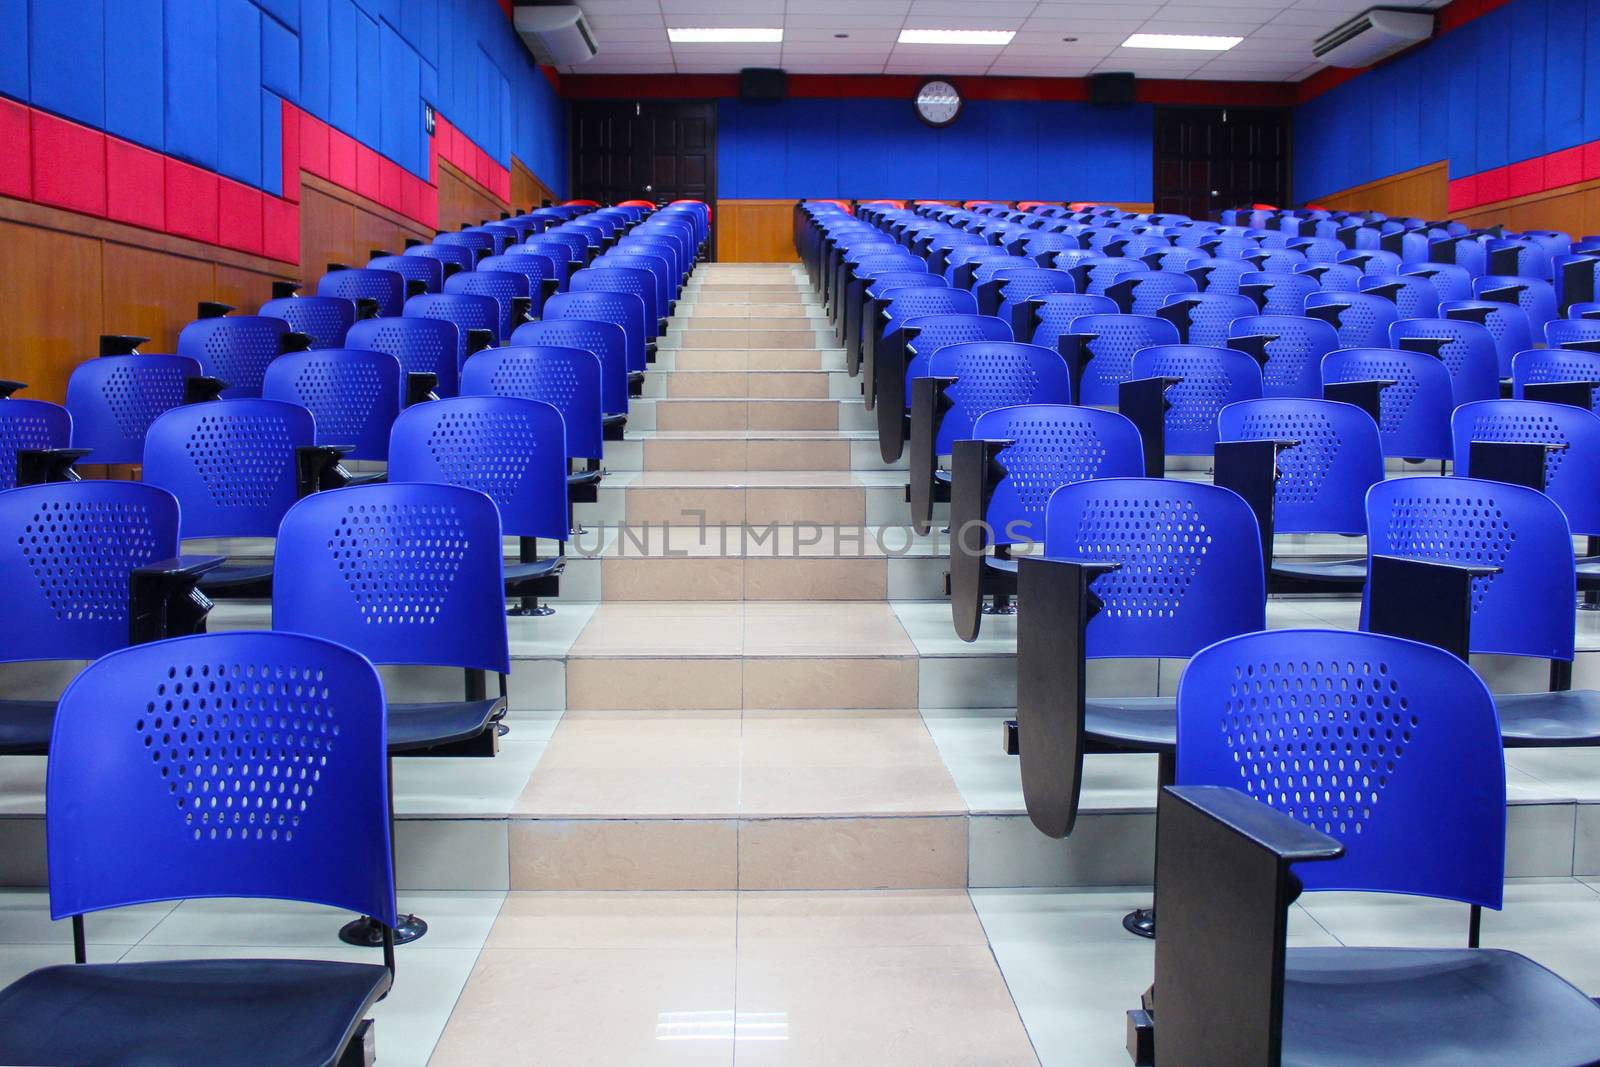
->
[808,198,854,214]
[617,199,655,210]
[563,199,601,208]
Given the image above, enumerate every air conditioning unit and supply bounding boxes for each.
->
[514,4,599,66]
[1312,8,1434,68]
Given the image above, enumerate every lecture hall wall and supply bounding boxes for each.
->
[0,0,567,401]
[1293,0,1600,233]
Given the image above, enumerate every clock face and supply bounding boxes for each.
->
[915,79,962,127]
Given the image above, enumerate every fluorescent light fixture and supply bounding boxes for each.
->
[1122,33,1243,51]
[897,28,1017,46]
[667,27,783,43]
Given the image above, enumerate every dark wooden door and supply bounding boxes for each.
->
[570,100,716,207]
[1153,107,1290,220]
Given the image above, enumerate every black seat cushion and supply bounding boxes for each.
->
[1577,556,1600,592]
[1085,695,1175,753]
[196,562,274,597]
[1283,948,1600,1067]
[0,958,390,1067]
[1495,689,1600,747]
[504,557,564,591]
[566,469,603,487]
[389,697,506,752]
[0,699,55,755]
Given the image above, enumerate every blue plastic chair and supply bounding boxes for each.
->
[404,292,502,354]
[66,355,208,465]
[257,295,358,350]
[1475,275,1558,338]
[345,315,463,399]
[1027,294,1119,350]
[1388,317,1501,405]
[1574,302,1600,320]
[1145,246,1210,274]
[1075,257,1149,296]
[993,269,1076,335]
[511,319,629,419]
[1130,345,1263,456]
[1486,237,1552,281]
[0,398,70,489]
[1050,248,1106,274]
[368,253,442,294]
[571,266,662,339]
[1106,271,1198,316]
[901,315,1014,408]
[1219,397,1383,537]
[1442,299,1534,377]
[1188,257,1254,295]
[1067,314,1182,407]
[1340,248,1402,275]
[594,253,674,317]
[262,349,402,461]
[273,483,511,753]
[1177,628,1503,906]
[404,243,476,275]
[462,345,605,463]
[435,230,496,259]
[1402,261,1475,302]
[444,270,531,342]
[1246,248,1307,275]
[1157,292,1257,347]
[388,395,569,546]
[0,630,394,1066]
[1305,290,1400,348]
[478,254,556,319]
[1512,347,1600,410]
[1546,318,1600,349]
[177,316,293,398]
[1453,399,1600,536]
[1361,273,1440,319]
[923,342,1074,455]
[1240,271,1319,316]
[1322,347,1454,460]
[544,291,647,376]
[510,244,572,289]
[0,481,182,753]
[1226,314,1335,399]
[1295,261,1364,291]
[317,267,405,318]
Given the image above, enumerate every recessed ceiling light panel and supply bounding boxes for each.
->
[668,27,783,43]
[1122,33,1243,51]
[897,29,1017,46]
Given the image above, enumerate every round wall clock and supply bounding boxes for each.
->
[914,78,963,128]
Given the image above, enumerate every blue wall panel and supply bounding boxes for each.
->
[164,0,219,169]
[218,0,263,186]
[1294,0,1600,202]
[31,2,105,127]
[261,11,299,102]
[106,0,165,149]
[718,98,1154,202]
[0,0,27,101]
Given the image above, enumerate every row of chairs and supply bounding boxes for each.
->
[800,198,1600,1065]
[0,198,711,1064]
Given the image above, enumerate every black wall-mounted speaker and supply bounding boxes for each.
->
[1089,72,1136,106]
[740,67,788,101]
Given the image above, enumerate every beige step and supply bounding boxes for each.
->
[640,433,854,471]
[692,288,806,303]
[677,303,820,319]
[653,398,850,432]
[662,370,831,399]
[663,347,830,371]
[674,328,826,349]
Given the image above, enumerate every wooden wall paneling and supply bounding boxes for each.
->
[438,162,509,234]
[1,220,104,402]
[102,244,216,356]
[715,200,797,262]
[297,182,359,290]
[1315,162,1449,220]
[511,157,554,212]
[1453,181,1599,237]
[212,264,285,316]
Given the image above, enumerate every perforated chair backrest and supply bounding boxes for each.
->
[388,395,568,541]
[67,355,202,465]
[177,316,291,398]
[902,315,1014,408]
[1146,247,1210,274]
[1546,319,1600,348]
[1248,248,1307,274]
[1452,399,1600,535]
[436,230,496,255]
[510,319,628,418]
[0,398,69,490]
[1028,294,1120,349]
[1321,347,1454,460]
[571,267,659,333]
[1341,249,1403,275]
[405,243,476,272]
[866,273,946,300]
[345,315,463,397]
[544,291,646,374]
[1159,292,1257,347]
[593,254,672,313]
[1044,478,1265,659]
[1077,257,1149,296]
[368,254,442,294]
[1294,261,1363,291]
[143,398,313,538]
[0,481,180,662]
[273,484,510,676]
[44,630,395,924]
[260,296,359,352]
[262,348,402,460]
[1218,397,1382,534]
[881,288,979,337]
[1364,475,1576,660]
[1387,317,1499,405]
[1227,314,1336,399]
[1114,271,1198,316]
[317,268,404,318]
[1474,275,1558,335]
[1241,271,1318,316]
[1511,346,1600,412]
[1401,262,1474,303]
[513,244,573,287]
[462,345,603,460]
[403,292,503,357]
[1176,628,1504,908]
[975,404,1143,543]
[444,270,530,341]
[1441,299,1534,377]
[1305,290,1400,348]
[1130,345,1263,456]
[1070,314,1183,406]
[1360,273,1440,320]
[926,342,1073,451]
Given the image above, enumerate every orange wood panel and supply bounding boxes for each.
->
[297,182,359,290]
[102,243,215,355]
[438,161,509,234]
[715,200,798,262]
[1315,162,1449,220]
[213,264,285,316]
[511,157,555,214]
[1453,179,1600,236]
[0,219,104,401]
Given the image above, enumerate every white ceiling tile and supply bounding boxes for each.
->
[907,0,1038,15]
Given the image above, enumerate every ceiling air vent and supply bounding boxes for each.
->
[1312,8,1434,68]
[514,5,599,66]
